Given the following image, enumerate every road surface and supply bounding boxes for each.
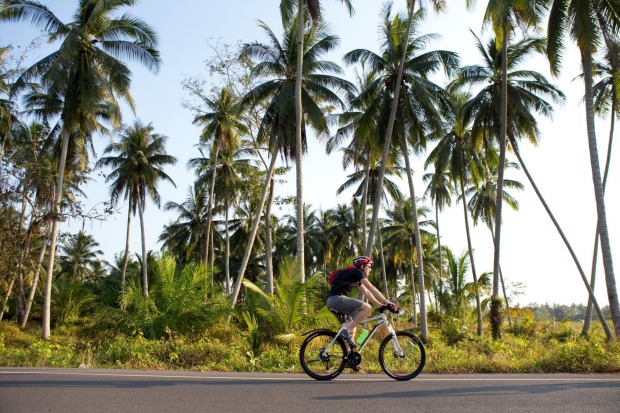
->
[1,368,619,413]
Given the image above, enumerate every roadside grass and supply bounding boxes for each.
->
[1,320,619,373]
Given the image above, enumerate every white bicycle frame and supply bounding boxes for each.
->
[326,311,404,356]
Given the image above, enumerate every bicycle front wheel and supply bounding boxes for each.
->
[379,331,426,381]
[299,331,347,380]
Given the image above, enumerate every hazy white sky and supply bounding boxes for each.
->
[2,0,618,308]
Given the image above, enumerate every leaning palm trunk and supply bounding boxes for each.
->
[20,224,50,328]
[508,136,612,339]
[137,196,149,298]
[581,50,620,338]
[295,0,306,283]
[0,275,15,321]
[583,103,614,335]
[491,25,509,340]
[230,143,280,308]
[401,138,427,340]
[42,128,71,340]
[366,0,416,255]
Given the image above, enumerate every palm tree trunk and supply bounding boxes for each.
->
[583,102,614,335]
[137,196,149,298]
[409,260,417,327]
[491,24,509,340]
[460,171,483,336]
[294,0,306,283]
[231,143,280,308]
[366,0,416,256]
[508,136,612,339]
[225,199,231,296]
[204,142,221,264]
[581,49,620,338]
[400,138,427,341]
[42,128,71,340]
[16,194,28,324]
[377,221,389,296]
[0,274,15,322]
[265,177,276,295]
[361,157,371,249]
[20,224,50,328]
[436,202,443,288]
[489,227,512,327]
[121,199,132,287]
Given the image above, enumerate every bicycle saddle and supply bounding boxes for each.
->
[329,309,347,324]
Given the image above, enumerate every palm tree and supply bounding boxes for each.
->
[160,184,208,264]
[57,231,104,282]
[423,168,453,287]
[280,0,354,285]
[230,17,355,307]
[583,40,620,335]
[96,120,176,298]
[480,0,549,339]
[450,31,573,338]
[347,2,454,341]
[0,0,160,339]
[191,85,246,265]
[465,154,523,325]
[426,90,485,335]
[382,197,433,324]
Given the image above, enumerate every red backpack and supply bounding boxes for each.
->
[328,266,356,285]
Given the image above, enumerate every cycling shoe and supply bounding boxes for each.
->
[339,330,357,347]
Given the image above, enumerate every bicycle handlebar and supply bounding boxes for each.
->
[378,302,399,314]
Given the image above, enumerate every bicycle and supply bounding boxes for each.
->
[299,304,426,381]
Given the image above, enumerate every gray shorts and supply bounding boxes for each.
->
[326,295,363,318]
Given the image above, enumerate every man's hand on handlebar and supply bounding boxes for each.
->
[387,300,399,313]
[378,300,399,313]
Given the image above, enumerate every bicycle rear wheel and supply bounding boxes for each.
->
[379,331,426,381]
[299,330,347,380]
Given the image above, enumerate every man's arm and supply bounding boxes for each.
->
[359,279,389,306]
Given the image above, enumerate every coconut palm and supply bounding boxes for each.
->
[450,30,572,337]
[422,168,453,287]
[160,184,208,264]
[382,197,433,322]
[231,17,355,307]
[280,0,354,285]
[191,85,246,265]
[582,39,620,334]
[426,89,485,335]
[346,2,457,340]
[96,120,176,298]
[0,0,160,339]
[57,231,104,282]
[481,0,549,338]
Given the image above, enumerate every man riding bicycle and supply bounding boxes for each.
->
[326,256,398,348]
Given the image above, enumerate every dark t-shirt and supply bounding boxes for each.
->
[329,267,366,296]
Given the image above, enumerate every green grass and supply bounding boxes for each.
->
[1,320,619,373]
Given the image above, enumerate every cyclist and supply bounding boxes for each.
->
[326,255,398,348]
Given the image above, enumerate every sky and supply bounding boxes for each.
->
[1,0,618,308]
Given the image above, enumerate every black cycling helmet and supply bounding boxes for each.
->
[352,255,373,267]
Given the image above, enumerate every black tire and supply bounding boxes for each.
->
[299,331,347,380]
[378,331,426,381]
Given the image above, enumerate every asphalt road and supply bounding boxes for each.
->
[1,368,619,413]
